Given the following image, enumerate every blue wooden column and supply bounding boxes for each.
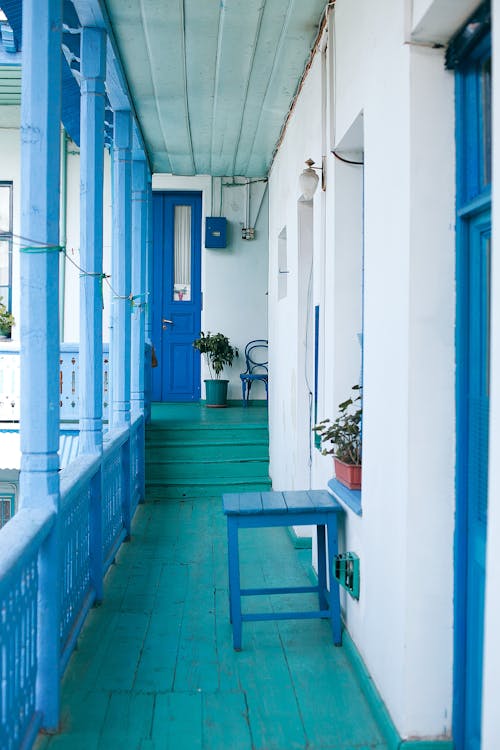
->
[131,155,148,414]
[111,110,132,428]
[19,0,62,730]
[79,27,106,603]
[79,27,106,454]
[145,177,153,422]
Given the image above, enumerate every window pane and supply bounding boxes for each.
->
[173,205,191,302]
[0,184,11,234]
[0,239,10,287]
[481,56,491,186]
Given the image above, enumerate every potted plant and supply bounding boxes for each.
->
[193,331,238,407]
[313,385,362,489]
[0,297,14,340]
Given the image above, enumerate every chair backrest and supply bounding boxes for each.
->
[244,339,268,375]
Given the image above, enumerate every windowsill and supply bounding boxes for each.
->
[327,478,362,516]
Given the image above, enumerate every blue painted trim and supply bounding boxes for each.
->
[453,16,491,748]
[327,478,362,516]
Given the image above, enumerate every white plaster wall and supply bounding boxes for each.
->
[268,54,323,491]
[0,110,21,341]
[482,1,500,746]
[269,0,457,739]
[152,173,268,401]
[63,144,112,342]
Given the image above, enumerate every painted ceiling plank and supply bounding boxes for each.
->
[143,0,195,175]
[232,0,291,176]
[107,0,194,175]
[72,0,151,171]
[210,0,266,176]
[103,0,166,171]
[183,0,221,175]
[245,0,326,176]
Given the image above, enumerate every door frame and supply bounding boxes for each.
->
[151,190,202,402]
[450,6,491,746]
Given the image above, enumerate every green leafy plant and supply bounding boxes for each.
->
[193,331,238,380]
[313,385,362,465]
[0,297,14,337]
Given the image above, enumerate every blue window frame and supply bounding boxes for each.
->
[0,491,15,528]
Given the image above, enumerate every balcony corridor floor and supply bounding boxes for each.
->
[34,405,387,750]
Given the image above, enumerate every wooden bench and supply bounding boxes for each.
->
[222,490,343,650]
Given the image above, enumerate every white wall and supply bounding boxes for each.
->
[0,108,21,340]
[268,0,458,739]
[152,173,269,401]
[63,143,112,342]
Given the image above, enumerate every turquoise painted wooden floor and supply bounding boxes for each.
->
[34,404,387,750]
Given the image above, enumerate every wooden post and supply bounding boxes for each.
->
[79,27,106,602]
[110,110,132,428]
[79,27,106,455]
[131,155,148,415]
[110,111,132,536]
[19,0,62,730]
[145,178,153,423]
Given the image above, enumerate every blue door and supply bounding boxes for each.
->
[152,192,202,401]
[450,8,491,748]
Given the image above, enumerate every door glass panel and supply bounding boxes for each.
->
[173,205,191,301]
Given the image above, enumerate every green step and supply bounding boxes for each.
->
[146,441,269,462]
[146,478,272,499]
[146,458,269,482]
[146,425,268,444]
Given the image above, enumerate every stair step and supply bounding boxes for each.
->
[146,442,269,461]
[147,425,268,444]
[146,478,272,499]
[146,458,269,482]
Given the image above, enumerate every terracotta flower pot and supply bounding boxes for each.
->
[334,458,361,490]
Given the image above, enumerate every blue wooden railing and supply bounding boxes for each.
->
[0,412,145,750]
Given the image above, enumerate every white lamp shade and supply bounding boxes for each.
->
[299,166,319,200]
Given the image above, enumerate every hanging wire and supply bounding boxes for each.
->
[8,231,145,309]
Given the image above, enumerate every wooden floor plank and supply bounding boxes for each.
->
[203,691,253,749]
[151,692,203,750]
[97,692,155,749]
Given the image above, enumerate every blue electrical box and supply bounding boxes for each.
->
[205,217,227,248]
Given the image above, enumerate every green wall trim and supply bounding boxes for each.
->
[342,630,454,750]
[400,742,454,749]
[286,525,312,549]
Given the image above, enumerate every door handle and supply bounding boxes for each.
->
[162,318,173,330]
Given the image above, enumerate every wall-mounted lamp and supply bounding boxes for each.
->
[299,158,325,200]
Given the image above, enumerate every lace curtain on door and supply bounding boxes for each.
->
[173,205,192,301]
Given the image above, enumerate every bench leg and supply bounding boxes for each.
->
[227,518,243,650]
[327,516,342,646]
[316,524,328,611]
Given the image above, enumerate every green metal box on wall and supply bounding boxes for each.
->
[205,217,227,248]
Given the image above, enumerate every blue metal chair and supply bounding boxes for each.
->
[240,339,268,406]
